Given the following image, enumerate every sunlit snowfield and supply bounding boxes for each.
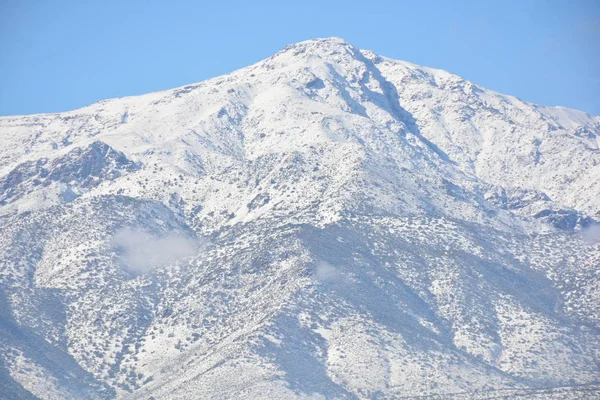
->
[1,38,599,399]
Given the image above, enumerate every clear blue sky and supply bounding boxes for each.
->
[1,0,598,116]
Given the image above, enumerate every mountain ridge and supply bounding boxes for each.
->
[0,37,599,399]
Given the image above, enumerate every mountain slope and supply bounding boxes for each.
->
[0,37,599,399]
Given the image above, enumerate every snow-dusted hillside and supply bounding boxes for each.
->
[0,37,599,399]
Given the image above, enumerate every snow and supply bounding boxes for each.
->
[0,37,599,399]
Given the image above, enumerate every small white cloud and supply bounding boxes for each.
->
[315,261,343,283]
[110,227,203,275]
[580,224,600,244]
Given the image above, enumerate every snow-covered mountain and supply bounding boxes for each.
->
[0,37,599,399]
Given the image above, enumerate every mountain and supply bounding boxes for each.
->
[0,37,599,399]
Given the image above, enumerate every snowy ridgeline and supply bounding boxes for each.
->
[0,37,599,399]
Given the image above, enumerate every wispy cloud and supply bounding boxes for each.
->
[580,224,600,244]
[315,261,353,287]
[315,261,342,283]
[110,227,203,275]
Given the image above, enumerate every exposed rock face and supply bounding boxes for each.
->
[0,141,139,208]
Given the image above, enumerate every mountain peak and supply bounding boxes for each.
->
[274,36,359,62]
[284,36,353,49]
[1,37,600,399]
